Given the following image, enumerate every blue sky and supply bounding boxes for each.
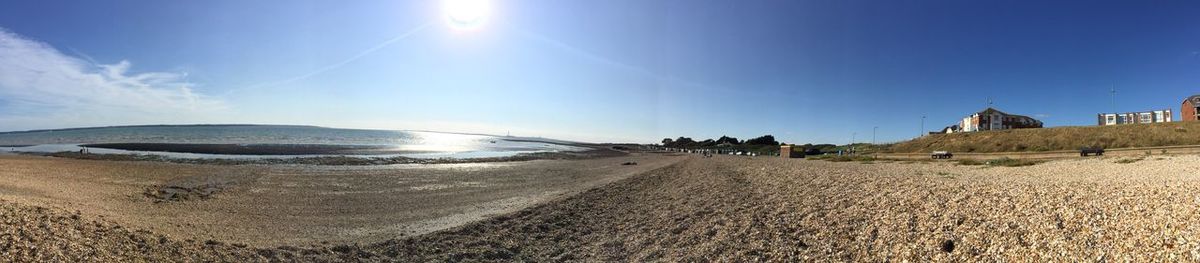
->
[1,0,1199,143]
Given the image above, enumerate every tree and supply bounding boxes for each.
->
[661,138,674,146]
[744,135,779,145]
[674,137,697,147]
[716,135,740,145]
[698,139,717,147]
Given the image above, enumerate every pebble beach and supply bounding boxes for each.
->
[4,153,1200,261]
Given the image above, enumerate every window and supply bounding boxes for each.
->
[1140,113,1152,123]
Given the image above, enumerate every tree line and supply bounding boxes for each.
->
[659,135,779,149]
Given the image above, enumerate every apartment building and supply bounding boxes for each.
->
[1097,109,1172,125]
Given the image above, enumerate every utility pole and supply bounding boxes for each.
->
[872,126,878,145]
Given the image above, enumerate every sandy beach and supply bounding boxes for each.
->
[5,153,1200,261]
[0,152,679,245]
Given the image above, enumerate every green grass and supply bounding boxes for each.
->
[986,157,1044,167]
[956,157,1042,167]
[888,121,1200,153]
[1114,158,1144,164]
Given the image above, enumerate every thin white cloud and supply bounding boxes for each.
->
[235,22,432,93]
[516,28,656,77]
[515,27,737,94]
[0,28,228,131]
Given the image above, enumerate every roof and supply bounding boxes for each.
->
[976,107,1035,119]
[1185,95,1200,105]
[1098,109,1173,115]
[968,107,1041,123]
[976,107,1008,116]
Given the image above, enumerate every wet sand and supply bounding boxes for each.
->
[38,145,627,166]
[6,153,1200,261]
[0,153,681,248]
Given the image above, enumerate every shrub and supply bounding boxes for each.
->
[1114,158,1143,164]
[985,157,1043,167]
[956,159,984,166]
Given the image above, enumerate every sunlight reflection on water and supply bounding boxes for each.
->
[0,126,587,159]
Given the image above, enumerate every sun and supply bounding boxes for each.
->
[442,0,492,31]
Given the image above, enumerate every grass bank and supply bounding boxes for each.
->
[888,121,1200,153]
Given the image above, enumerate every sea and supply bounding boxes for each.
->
[0,125,587,159]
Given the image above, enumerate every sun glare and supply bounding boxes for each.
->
[442,0,491,31]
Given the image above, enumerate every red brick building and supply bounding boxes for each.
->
[1184,95,1200,122]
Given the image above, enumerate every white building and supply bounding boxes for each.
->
[1098,109,1172,126]
[947,107,1043,133]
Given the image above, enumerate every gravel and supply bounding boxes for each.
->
[6,154,1200,261]
[0,200,270,262]
[375,155,1200,261]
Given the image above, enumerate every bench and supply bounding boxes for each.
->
[1080,147,1105,156]
[931,151,953,159]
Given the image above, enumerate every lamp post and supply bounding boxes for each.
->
[1111,86,1116,115]
[920,116,926,137]
[850,132,856,155]
[874,126,882,157]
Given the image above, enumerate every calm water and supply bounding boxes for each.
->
[0,125,585,159]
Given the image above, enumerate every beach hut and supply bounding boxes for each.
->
[780,145,802,158]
